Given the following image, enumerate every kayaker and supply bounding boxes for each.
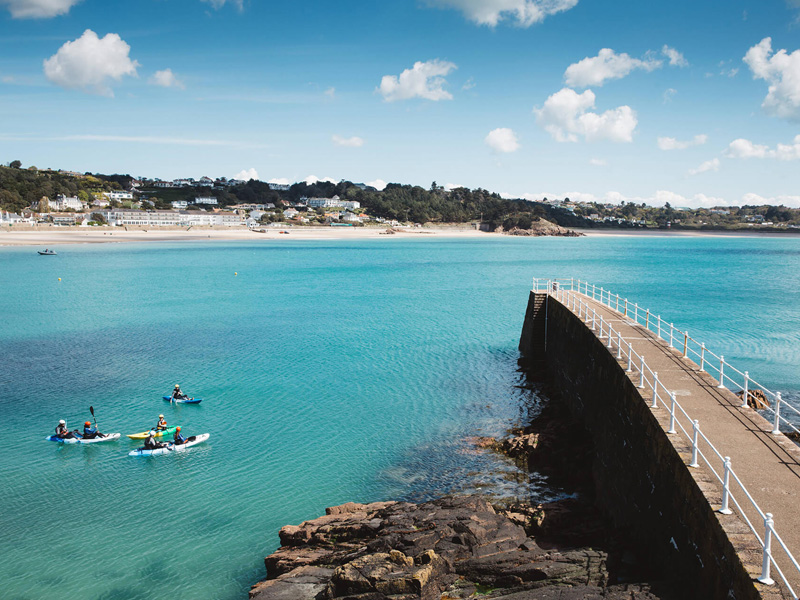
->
[83,421,98,440]
[172,384,188,400]
[173,426,186,445]
[144,430,165,450]
[155,414,168,431]
[54,419,76,439]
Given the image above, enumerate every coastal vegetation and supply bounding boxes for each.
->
[2,162,800,232]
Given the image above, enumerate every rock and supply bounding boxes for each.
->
[736,389,770,410]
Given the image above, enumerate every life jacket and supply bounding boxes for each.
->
[55,424,68,436]
[144,436,157,449]
[84,426,96,438]
[174,432,186,444]
[156,419,167,429]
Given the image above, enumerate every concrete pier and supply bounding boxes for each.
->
[520,289,800,600]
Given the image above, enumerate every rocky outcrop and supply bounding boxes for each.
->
[504,220,583,237]
[250,496,670,600]
[736,389,771,410]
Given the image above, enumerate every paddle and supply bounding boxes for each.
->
[89,405,104,438]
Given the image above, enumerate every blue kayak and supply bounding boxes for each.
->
[163,396,202,404]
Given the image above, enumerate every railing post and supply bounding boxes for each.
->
[669,323,674,348]
[600,287,604,305]
[741,372,749,408]
[719,457,733,514]
[690,420,700,467]
[599,316,604,338]
[683,332,688,358]
[592,310,596,331]
[646,309,650,329]
[657,316,661,339]
[570,277,574,290]
[639,356,646,388]
[624,298,628,317]
[634,302,638,322]
[616,331,622,359]
[700,343,705,371]
[615,294,619,312]
[772,392,782,435]
[606,325,614,348]
[717,356,725,389]
[532,277,537,291]
[651,372,659,408]
[758,513,776,586]
[626,343,633,372]
[667,392,677,434]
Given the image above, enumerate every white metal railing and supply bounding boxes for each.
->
[531,277,799,597]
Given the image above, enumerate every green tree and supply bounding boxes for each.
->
[9,160,21,169]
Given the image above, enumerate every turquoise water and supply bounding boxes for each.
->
[1,235,800,600]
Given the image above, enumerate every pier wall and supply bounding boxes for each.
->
[519,291,763,600]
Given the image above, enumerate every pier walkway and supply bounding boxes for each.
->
[539,280,800,598]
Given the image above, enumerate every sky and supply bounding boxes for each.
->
[0,0,799,207]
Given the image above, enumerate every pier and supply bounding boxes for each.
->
[520,279,800,599]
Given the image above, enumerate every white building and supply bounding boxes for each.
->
[172,201,189,209]
[268,182,290,191]
[52,195,84,211]
[283,208,299,219]
[306,195,342,209]
[153,180,172,188]
[0,211,23,224]
[198,177,214,187]
[103,191,134,201]
[194,197,218,206]
[340,200,360,210]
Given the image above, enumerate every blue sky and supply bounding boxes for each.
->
[0,0,799,207]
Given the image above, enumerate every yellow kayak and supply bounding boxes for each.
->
[126,426,178,440]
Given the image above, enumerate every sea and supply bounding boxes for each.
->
[2,234,800,600]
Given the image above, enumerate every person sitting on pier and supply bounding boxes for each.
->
[172,384,188,401]
[54,419,76,439]
[173,426,186,445]
[155,414,167,431]
[144,431,165,450]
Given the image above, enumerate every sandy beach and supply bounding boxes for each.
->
[0,225,496,246]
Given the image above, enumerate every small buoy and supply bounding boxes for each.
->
[235,272,238,276]
[58,278,61,281]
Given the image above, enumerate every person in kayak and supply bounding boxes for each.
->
[173,426,186,445]
[144,430,166,450]
[83,421,98,439]
[54,419,77,439]
[155,414,168,431]
[172,384,188,401]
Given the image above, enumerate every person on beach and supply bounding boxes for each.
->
[173,426,186,445]
[171,384,188,401]
[155,414,167,431]
[144,430,165,450]
[54,419,76,439]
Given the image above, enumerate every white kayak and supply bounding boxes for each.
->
[128,433,210,456]
[46,433,121,444]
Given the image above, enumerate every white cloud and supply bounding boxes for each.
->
[462,77,475,91]
[304,175,337,185]
[367,179,388,191]
[589,158,606,166]
[662,45,688,67]
[725,135,800,160]
[534,87,637,143]
[663,88,677,103]
[234,168,258,181]
[484,127,520,153]
[657,134,708,150]
[324,87,336,98]
[149,68,185,90]
[564,48,661,88]
[742,192,800,207]
[332,135,365,147]
[268,178,290,185]
[688,158,720,175]
[43,30,139,96]
[426,0,579,27]
[378,59,456,102]
[1,0,79,18]
[744,37,800,120]
[722,67,739,78]
[444,183,464,191]
[200,0,243,9]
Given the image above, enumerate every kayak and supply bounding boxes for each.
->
[46,433,121,444]
[128,433,210,456]
[163,396,202,404]
[126,426,178,440]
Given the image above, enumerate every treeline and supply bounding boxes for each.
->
[0,164,123,213]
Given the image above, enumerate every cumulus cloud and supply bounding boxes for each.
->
[589,158,607,166]
[744,37,800,120]
[304,175,337,185]
[725,135,800,160]
[149,68,184,89]
[1,0,79,18]
[662,45,688,67]
[268,178,290,185]
[657,134,708,150]
[484,128,520,153]
[564,48,661,88]
[742,192,800,207]
[43,30,139,96]
[234,168,258,181]
[426,0,579,27]
[688,158,720,175]
[378,59,456,102]
[366,179,388,191]
[534,88,637,143]
[332,135,365,147]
